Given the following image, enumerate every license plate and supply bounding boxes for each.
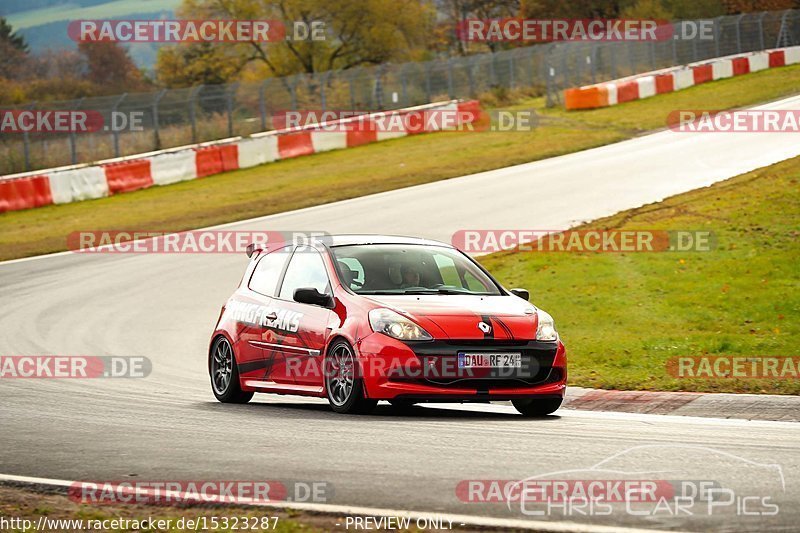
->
[458,352,522,368]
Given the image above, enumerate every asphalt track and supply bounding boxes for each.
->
[2,95,800,532]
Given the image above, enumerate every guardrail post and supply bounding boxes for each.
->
[153,89,166,150]
[259,80,269,131]
[111,93,127,157]
[189,85,202,143]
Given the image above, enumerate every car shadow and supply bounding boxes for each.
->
[195,400,562,421]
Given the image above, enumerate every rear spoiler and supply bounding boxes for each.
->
[245,243,263,258]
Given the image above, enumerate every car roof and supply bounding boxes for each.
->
[318,234,453,248]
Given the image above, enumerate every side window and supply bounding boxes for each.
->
[336,257,364,289]
[249,246,292,296]
[464,271,488,292]
[433,254,462,287]
[278,247,331,301]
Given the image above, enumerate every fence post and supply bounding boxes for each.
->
[374,65,384,109]
[529,46,536,87]
[226,83,238,137]
[400,64,408,106]
[777,10,790,47]
[758,11,767,50]
[735,14,744,53]
[289,76,298,111]
[259,80,269,131]
[348,71,356,110]
[111,93,127,158]
[70,97,84,165]
[446,58,454,98]
[713,16,722,57]
[424,62,432,102]
[590,43,597,84]
[508,51,515,88]
[320,71,331,112]
[189,85,202,143]
[23,102,35,171]
[153,89,166,150]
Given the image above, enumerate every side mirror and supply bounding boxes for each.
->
[294,287,334,308]
[246,243,262,259]
[510,288,529,301]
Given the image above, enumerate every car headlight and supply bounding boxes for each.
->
[369,308,432,341]
[536,309,558,341]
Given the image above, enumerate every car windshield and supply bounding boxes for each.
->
[330,244,502,295]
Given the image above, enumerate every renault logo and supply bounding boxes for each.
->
[478,321,492,334]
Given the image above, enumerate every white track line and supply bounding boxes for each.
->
[0,473,671,533]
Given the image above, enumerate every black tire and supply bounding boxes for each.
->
[210,336,253,404]
[324,339,377,415]
[512,397,562,417]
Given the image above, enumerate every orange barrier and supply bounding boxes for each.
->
[564,86,608,110]
[220,144,239,171]
[0,175,52,213]
[769,50,786,68]
[616,81,639,103]
[654,73,674,94]
[692,64,714,85]
[731,57,750,75]
[195,145,238,178]
[347,126,378,147]
[104,159,153,194]
[278,132,314,159]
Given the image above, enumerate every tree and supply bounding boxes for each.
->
[78,41,149,94]
[0,17,29,79]
[155,0,435,87]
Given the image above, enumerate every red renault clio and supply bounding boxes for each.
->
[208,235,566,416]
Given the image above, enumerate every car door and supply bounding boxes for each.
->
[273,246,333,387]
[245,245,294,384]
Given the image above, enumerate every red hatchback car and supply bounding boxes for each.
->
[208,235,567,416]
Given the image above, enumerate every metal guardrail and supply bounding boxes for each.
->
[2,9,798,175]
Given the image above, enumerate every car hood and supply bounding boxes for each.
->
[364,294,538,340]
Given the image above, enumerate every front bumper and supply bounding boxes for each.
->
[356,333,567,400]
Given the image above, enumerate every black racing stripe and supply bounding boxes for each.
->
[237,360,270,373]
[480,314,494,339]
[492,316,514,338]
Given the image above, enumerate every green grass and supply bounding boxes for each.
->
[480,156,800,395]
[7,0,182,30]
[2,63,800,262]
